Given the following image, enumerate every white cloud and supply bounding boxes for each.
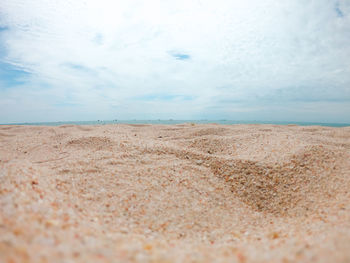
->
[0,0,350,123]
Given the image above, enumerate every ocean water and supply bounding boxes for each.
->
[3,120,349,127]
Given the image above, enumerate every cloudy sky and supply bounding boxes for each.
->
[0,0,350,123]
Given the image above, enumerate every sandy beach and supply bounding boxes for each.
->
[0,123,350,263]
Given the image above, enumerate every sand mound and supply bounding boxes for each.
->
[58,124,77,128]
[210,145,340,215]
[0,132,15,137]
[142,134,343,216]
[66,136,114,150]
[188,137,236,155]
[191,127,229,137]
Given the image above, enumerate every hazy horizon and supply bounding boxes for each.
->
[2,119,350,127]
[1,0,350,123]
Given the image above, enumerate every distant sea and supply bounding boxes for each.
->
[2,120,349,127]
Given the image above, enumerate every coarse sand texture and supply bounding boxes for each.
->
[1,124,350,262]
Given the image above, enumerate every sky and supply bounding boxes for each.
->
[0,0,350,123]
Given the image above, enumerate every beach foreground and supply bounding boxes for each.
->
[1,124,350,263]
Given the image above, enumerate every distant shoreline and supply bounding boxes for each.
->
[1,120,349,127]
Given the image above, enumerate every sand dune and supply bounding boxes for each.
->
[1,124,350,262]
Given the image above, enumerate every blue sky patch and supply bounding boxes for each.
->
[92,33,104,45]
[170,52,191,60]
[63,63,94,73]
[0,62,30,88]
[0,26,9,32]
[335,2,344,17]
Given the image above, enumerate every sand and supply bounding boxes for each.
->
[0,123,350,263]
